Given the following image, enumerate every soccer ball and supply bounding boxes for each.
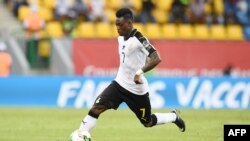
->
[69,129,91,141]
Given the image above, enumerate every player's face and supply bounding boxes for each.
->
[115,18,132,36]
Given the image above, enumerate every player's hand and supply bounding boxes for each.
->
[134,75,143,84]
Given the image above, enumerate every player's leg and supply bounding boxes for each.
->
[123,92,157,127]
[124,92,185,132]
[171,109,186,132]
[79,81,123,132]
[153,109,186,132]
[79,104,107,132]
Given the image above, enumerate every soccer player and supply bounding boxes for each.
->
[78,8,185,140]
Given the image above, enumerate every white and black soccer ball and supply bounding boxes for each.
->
[69,129,91,141]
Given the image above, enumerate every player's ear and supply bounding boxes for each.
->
[128,19,133,27]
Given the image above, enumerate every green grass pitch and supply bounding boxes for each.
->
[0,107,249,141]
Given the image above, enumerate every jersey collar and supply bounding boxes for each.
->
[124,28,137,41]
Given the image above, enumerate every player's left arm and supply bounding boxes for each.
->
[134,46,161,84]
[142,51,162,73]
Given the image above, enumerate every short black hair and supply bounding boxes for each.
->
[116,8,133,20]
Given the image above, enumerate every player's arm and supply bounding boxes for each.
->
[134,50,161,84]
[133,31,162,84]
[134,32,162,84]
[142,50,161,72]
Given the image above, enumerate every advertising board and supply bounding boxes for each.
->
[0,76,249,109]
[73,39,250,76]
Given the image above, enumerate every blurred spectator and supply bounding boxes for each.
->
[61,16,77,37]
[236,0,250,26]
[205,0,224,25]
[243,26,250,40]
[69,0,90,21]
[54,0,72,21]
[223,0,239,24]
[138,0,156,24]
[0,41,12,77]
[23,3,45,39]
[12,0,28,17]
[64,0,90,36]
[88,0,108,22]
[23,3,47,68]
[189,0,207,24]
[168,0,190,24]
[121,0,134,9]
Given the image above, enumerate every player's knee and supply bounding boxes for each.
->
[88,105,107,118]
[142,114,157,128]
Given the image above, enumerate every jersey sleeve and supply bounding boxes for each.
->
[135,31,156,55]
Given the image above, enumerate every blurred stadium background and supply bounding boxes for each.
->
[0,0,249,140]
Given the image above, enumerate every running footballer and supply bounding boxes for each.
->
[74,8,186,141]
